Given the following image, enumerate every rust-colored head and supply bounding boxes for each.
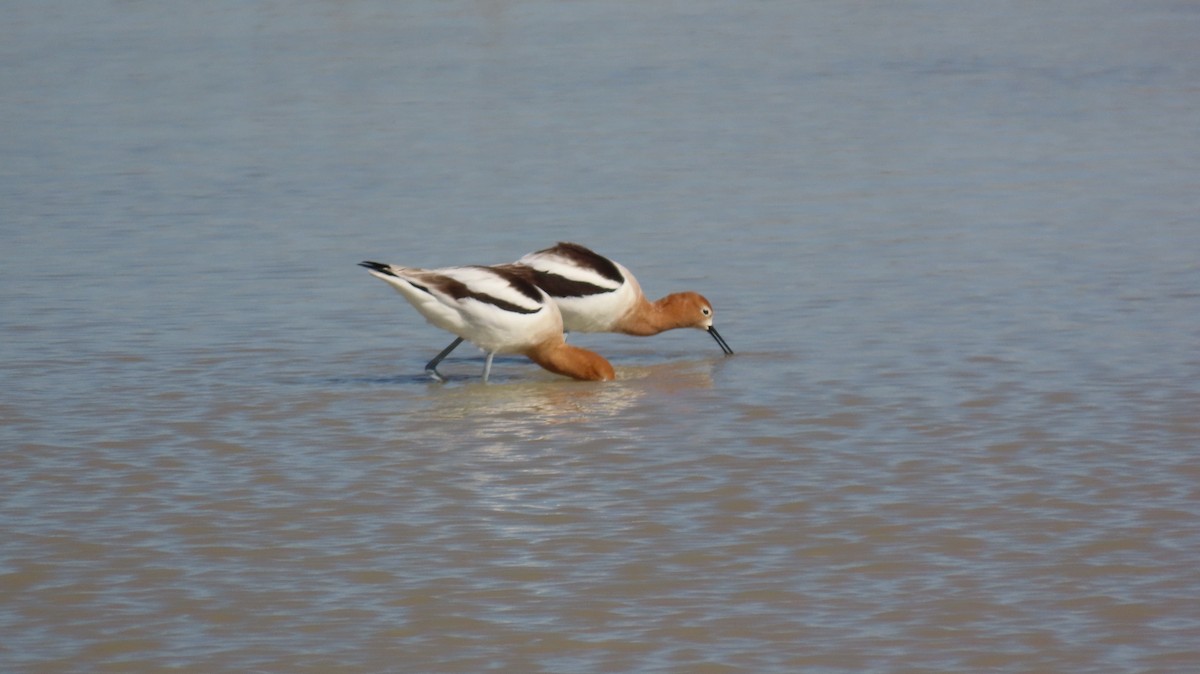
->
[657,292,716,329]
[656,292,734,354]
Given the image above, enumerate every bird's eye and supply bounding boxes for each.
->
[701,307,712,317]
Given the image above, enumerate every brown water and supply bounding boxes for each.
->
[3,1,1200,672]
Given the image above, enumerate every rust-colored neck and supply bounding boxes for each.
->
[616,294,695,336]
[525,340,616,381]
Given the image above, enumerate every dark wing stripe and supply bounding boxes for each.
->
[473,265,544,303]
[361,262,543,315]
[529,270,612,298]
[468,292,541,315]
[437,267,542,315]
[546,243,625,285]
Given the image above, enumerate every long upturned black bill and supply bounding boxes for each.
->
[708,326,734,355]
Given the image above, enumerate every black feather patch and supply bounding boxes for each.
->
[359,261,396,276]
[528,270,611,298]
[362,262,542,315]
[479,266,545,304]
[541,243,625,285]
[437,267,541,315]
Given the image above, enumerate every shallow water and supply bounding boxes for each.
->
[3,1,1200,672]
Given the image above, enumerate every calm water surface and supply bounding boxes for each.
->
[3,1,1199,672]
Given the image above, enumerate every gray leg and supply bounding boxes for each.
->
[425,336,464,382]
[482,352,495,383]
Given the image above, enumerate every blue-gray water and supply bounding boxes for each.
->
[3,1,1199,672]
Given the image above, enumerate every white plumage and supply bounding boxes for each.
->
[514,245,643,333]
[359,263,559,356]
[358,259,615,382]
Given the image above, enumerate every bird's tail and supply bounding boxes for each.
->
[359,260,400,277]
